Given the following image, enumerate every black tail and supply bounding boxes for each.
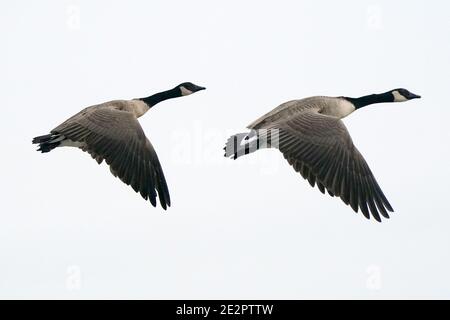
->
[32,133,63,153]
[224,129,280,160]
[224,132,251,159]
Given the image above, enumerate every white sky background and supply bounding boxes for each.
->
[1,0,449,299]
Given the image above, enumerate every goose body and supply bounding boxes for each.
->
[225,88,420,222]
[33,82,205,209]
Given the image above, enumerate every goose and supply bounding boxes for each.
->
[224,88,420,221]
[33,82,205,209]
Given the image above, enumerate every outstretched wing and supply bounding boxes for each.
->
[53,107,170,209]
[270,109,393,221]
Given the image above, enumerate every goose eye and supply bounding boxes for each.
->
[399,89,408,97]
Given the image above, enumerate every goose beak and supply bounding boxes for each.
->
[409,92,421,99]
[197,86,206,91]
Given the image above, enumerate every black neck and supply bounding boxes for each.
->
[345,91,394,110]
[140,87,181,107]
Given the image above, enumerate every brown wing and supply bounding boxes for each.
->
[52,107,170,209]
[272,109,393,221]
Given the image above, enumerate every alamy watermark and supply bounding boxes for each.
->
[66,265,82,291]
[367,4,383,30]
[366,264,382,290]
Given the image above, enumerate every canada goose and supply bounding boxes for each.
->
[33,82,205,209]
[224,88,420,222]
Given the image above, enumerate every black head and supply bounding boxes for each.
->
[176,82,206,96]
[391,88,421,102]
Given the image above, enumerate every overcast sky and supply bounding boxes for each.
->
[1,0,449,299]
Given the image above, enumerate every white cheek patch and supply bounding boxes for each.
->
[180,86,193,96]
[392,90,407,102]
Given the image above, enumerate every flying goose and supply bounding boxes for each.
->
[225,88,420,221]
[33,82,205,209]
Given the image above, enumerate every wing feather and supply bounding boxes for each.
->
[256,108,393,221]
